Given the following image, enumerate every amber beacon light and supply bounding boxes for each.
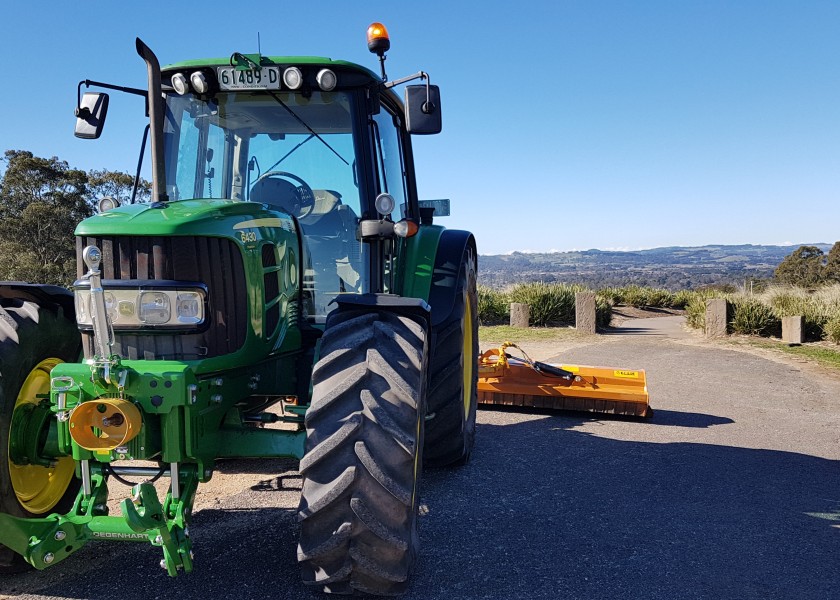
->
[367,22,390,55]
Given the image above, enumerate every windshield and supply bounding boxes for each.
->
[163,90,360,210]
[162,89,366,320]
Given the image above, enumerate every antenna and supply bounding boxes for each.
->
[258,32,261,56]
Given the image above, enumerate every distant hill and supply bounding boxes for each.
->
[478,244,834,289]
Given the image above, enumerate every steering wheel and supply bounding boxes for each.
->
[250,171,315,218]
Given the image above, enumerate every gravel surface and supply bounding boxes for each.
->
[3,317,839,600]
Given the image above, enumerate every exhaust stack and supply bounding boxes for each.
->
[135,38,168,203]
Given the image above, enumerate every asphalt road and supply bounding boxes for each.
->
[3,317,839,599]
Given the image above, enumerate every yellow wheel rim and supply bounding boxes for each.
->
[8,358,75,514]
[462,300,475,420]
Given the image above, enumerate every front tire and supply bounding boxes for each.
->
[0,299,81,574]
[424,248,479,467]
[298,309,427,595]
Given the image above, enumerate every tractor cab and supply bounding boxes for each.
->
[77,28,442,323]
[160,64,391,319]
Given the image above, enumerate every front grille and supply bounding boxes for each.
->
[76,236,248,360]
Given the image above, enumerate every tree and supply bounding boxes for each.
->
[773,245,826,287]
[0,150,149,286]
[88,169,151,205]
[0,151,92,285]
[824,242,840,284]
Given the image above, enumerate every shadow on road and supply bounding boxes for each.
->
[419,415,840,600]
[482,405,734,428]
[2,416,837,600]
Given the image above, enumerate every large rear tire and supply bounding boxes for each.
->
[298,309,427,595]
[0,298,81,574]
[424,248,478,467]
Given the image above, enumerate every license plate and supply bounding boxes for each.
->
[217,66,281,90]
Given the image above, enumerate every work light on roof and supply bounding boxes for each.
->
[190,72,209,94]
[171,73,189,95]
[316,69,337,91]
[283,67,303,90]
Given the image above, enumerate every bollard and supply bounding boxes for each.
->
[509,303,529,328]
[705,298,728,338]
[575,292,597,334]
[782,316,803,345]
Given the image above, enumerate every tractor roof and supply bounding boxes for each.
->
[163,56,380,81]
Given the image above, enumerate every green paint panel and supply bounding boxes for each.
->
[398,224,444,301]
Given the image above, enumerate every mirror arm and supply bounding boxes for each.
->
[383,71,435,114]
[75,79,146,117]
[383,70,428,89]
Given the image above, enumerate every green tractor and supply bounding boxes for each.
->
[0,24,478,595]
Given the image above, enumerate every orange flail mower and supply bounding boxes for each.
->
[477,342,652,417]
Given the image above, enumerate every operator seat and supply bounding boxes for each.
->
[300,190,361,312]
[250,177,302,215]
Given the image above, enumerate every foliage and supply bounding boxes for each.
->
[478,282,608,329]
[684,295,708,330]
[477,285,509,325]
[0,151,92,285]
[88,169,151,205]
[595,285,678,308]
[620,285,647,308]
[683,288,728,331]
[595,294,613,328]
[824,315,840,344]
[671,289,694,309]
[507,282,584,327]
[773,244,837,287]
[729,297,779,336]
[761,286,833,341]
[825,242,840,284]
[598,286,623,305]
[0,150,147,286]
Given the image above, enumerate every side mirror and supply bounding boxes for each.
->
[405,84,441,135]
[74,92,109,139]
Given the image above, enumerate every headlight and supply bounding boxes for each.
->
[73,281,207,331]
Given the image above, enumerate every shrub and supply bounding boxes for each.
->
[477,285,508,325]
[621,285,647,308]
[824,315,840,344]
[595,294,613,328]
[729,297,779,336]
[507,282,585,327]
[685,295,708,330]
[671,289,695,309]
[763,286,828,341]
[599,286,623,306]
[643,288,674,308]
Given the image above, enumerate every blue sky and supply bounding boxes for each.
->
[1,1,837,254]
